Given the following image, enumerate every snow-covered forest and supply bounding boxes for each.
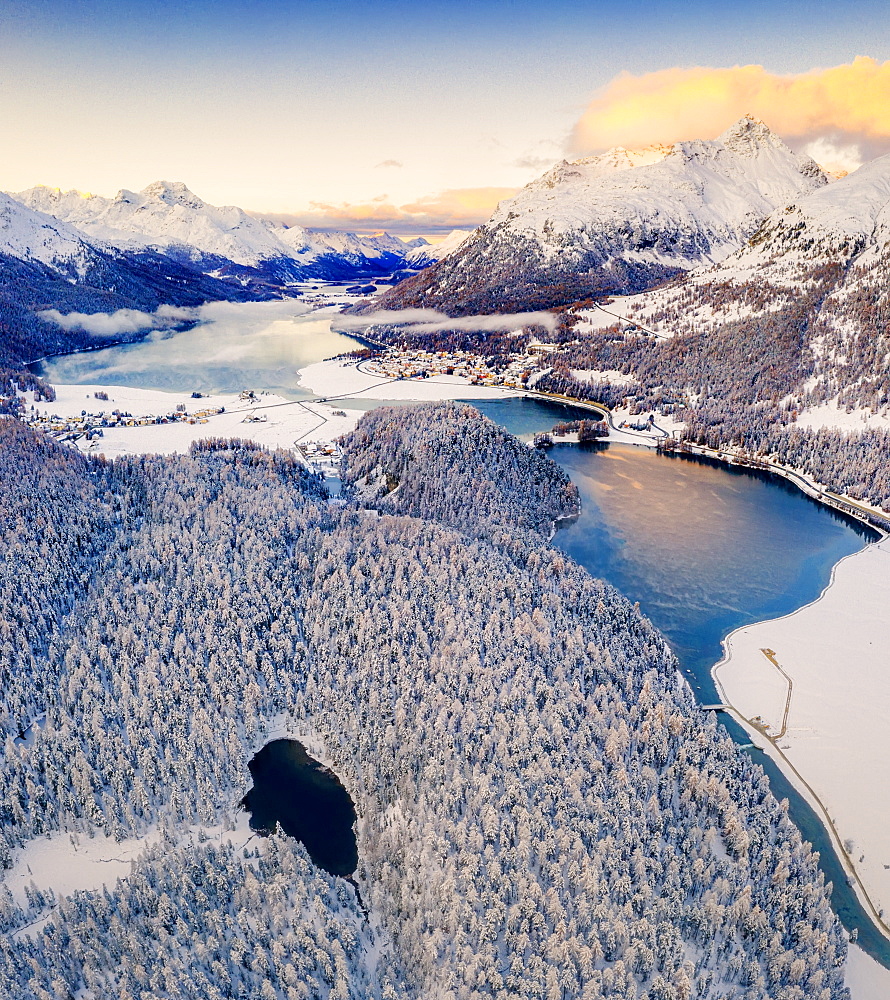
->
[0,405,850,998]
[338,401,580,535]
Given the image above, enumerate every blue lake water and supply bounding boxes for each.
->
[550,442,872,700]
[472,398,871,698]
[33,299,359,399]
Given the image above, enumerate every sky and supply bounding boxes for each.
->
[2,0,890,234]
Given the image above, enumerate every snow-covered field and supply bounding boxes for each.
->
[714,536,890,955]
[846,944,890,999]
[6,815,255,942]
[35,384,365,457]
[571,367,638,386]
[7,828,162,910]
[33,355,523,458]
[796,400,890,433]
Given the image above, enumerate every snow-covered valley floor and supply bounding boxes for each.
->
[34,383,367,457]
[295,356,520,402]
[31,357,524,460]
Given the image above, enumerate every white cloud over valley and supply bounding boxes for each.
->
[38,304,201,337]
[335,308,558,335]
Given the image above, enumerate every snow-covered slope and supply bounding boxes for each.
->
[596,152,890,424]
[405,228,473,266]
[0,190,110,277]
[614,151,890,311]
[716,151,890,279]
[14,181,424,281]
[373,116,828,314]
[0,191,264,367]
[496,116,825,262]
[799,153,890,240]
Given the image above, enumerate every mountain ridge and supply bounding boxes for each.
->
[13,181,439,283]
[368,116,829,315]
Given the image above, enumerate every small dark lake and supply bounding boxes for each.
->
[242,738,358,877]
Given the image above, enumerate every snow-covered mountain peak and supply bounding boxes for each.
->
[716,114,784,154]
[405,228,473,266]
[680,151,890,288]
[0,190,96,268]
[140,180,206,210]
[489,116,827,251]
[379,117,832,314]
[9,180,435,282]
[791,153,890,239]
[725,151,890,271]
[17,185,101,213]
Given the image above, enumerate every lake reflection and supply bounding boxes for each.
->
[551,443,871,700]
[35,299,361,398]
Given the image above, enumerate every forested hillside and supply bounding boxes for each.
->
[339,401,580,535]
[0,409,849,999]
[501,264,890,509]
[0,248,270,369]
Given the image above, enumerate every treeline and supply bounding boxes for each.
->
[531,264,890,509]
[685,409,890,508]
[0,369,54,415]
[0,411,850,998]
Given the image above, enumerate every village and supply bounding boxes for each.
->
[24,392,227,446]
[358,345,555,391]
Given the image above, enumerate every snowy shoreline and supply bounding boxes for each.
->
[663,439,890,536]
[712,537,890,994]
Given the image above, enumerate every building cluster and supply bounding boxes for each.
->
[296,441,342,475]
[364,348,543,389]
[25,404,226,444]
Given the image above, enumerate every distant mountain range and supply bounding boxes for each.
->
[373,116,831,314]
[0,180,471,368]
[12,180,451,284]
[5,117,889,412]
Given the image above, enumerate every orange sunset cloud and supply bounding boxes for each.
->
[570,56,890,171]
[263,187,518,234]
